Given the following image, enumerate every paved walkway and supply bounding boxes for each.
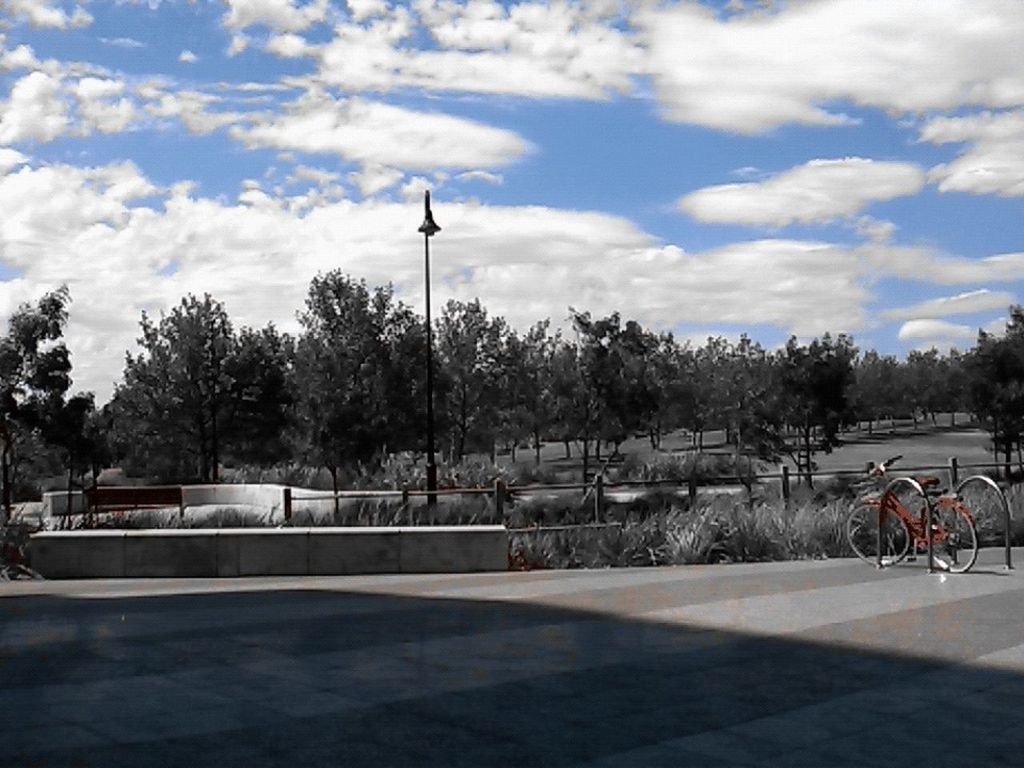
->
[2,550,1023,767]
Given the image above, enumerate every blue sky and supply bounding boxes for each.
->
[1,0,1023,401]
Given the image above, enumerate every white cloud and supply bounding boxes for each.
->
[881,289,1014,322]
[0,147,28,173]
[897,318,976,342]
[222,0,329,32]
[286,164,340,187]
[0,43,41,71]
[0,71,69,144]
[264,32,313,58]
[227,33,250,56]
[862,245,1024,286]
[230,91,530,173]
[100,37,145,49]
[2,0,93,29]
[74,77,137,134]
[141,84,243,134]
[923,110,1024,197]
[853,216,896,243]
[178,50,198,64]
[456,170,503,185]
[679,158,925,227]
[314,2,643,99]
[637,0,1024,133]
[347,0,386,22]
[349,163,402,196]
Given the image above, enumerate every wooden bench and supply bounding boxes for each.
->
[85,486,185,517]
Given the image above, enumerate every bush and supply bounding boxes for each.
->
[508,497,853,570]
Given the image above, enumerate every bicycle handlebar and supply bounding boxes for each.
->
[872,455,903,475]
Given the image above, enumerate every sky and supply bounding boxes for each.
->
[0,0,1023,402]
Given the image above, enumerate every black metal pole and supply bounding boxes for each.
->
[424,231,437,507]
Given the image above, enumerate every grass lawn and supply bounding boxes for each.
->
[496,415,1000,483]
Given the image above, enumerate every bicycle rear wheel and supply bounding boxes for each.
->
[847,501,910,567]
[930,499,979,573]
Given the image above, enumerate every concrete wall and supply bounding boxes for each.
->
[29,526,509,579]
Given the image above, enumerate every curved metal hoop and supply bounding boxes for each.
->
[956,475,1013,570]
[880,477,930,570]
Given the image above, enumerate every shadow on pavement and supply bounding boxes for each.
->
[1,580,1023,767]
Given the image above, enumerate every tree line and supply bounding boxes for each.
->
[3,273,1024,518]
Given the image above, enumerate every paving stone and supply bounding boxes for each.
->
[2,555,1023,767]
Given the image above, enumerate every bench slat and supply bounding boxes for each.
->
[86,486,183,509]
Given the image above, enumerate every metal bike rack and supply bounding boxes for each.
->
[956,475,1014,570]
[879,477,930,570]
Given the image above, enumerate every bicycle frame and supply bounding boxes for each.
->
[864,477,975,573]
[878,476,931,570]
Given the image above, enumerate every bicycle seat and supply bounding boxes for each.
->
[914,475,942,488]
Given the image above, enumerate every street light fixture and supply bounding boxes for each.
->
[418,190,441,506]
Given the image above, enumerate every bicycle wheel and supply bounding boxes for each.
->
[930,499,979,573]
[847,501,910,567]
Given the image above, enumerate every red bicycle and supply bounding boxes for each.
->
[846,455,979,573]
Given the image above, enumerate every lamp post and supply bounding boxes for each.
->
[418,191,441,506]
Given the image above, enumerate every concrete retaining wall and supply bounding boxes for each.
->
[29,526,509,579]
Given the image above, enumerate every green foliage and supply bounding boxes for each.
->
[968,306,1024,472]
[294,272,425,484]
[0,286,77,515]
[508,497,853,570]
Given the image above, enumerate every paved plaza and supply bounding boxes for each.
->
[1,549,1023,767]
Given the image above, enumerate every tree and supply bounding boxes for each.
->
[435,299,508,463]
[221,324,294,468]
[715,335,783,462]
[110,294,234,482]
[0,286,74,520]
[496,321,558,465]
[967,307,1024,475]
[777,333,857,485]
[293,272,424,507]
[901,349,947,426]
[851,350,900,433]
[42,391,97,524]
[564,310,659,478]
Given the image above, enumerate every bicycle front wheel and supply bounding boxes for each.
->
[847,502,910,567]
[930,499,979,573]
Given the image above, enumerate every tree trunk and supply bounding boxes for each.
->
[563,440,571,460]
[802,425,814,488]
[66,455,75,529]
[1,445,9,526]
[582,437,590,484]
[211,403,219,483]
[534,429,542,466]
[329,465,340,520]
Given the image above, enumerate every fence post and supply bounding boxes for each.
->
[780,465,790,504]
[594,474,604,523]
[947,457,959,488]
[494,478,505,520]
[283,486,292,523]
